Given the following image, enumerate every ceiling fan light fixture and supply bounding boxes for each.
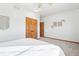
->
[34,9,40,12]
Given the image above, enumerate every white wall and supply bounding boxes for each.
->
[43,9,79,42]
[0,4,40,42]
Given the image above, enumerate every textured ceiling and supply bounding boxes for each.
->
[0,3,79,17]
[14,3,79,17]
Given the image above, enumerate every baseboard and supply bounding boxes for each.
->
[44,36,79,44]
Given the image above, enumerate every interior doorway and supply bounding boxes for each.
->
[40,22,44,37]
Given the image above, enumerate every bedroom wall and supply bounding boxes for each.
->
[0,4,40,42]
[43,9,79,42]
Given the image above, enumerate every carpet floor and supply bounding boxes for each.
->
[40,37,79,56]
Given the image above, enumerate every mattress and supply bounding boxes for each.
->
[0,38,65,56]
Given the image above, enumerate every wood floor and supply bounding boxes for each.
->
[40,37,79,56]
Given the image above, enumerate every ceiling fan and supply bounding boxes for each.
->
[33,3,53,14]
[13,3,53,14]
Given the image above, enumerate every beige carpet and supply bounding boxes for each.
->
[40,37,79,56]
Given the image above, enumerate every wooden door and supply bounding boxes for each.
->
[26,18,31,38]
[40,22,44,37]
[26,17,37,38]
[31,20,37,38]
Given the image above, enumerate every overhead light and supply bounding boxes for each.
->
[34,8,40,12]
[34,3,42,13]
[34,3,53,13]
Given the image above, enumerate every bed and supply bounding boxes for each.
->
[0,38,65,56]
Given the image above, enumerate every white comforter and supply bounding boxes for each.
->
[0,38,65,56]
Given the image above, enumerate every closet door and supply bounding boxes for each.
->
[26,17,37,39]
[31,19,37,38]
[26,17,31,38]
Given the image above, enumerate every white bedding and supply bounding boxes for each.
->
[0,38,65,56]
